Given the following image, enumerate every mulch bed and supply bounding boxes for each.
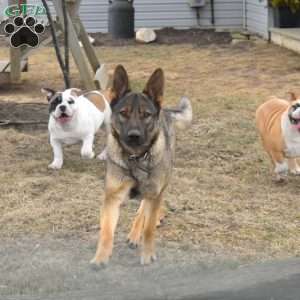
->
[92,28,232,47]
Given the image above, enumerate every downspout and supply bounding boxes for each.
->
[196,7,200,27]
[242,0,247,30]
[210,0,215,25]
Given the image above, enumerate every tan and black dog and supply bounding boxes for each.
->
[90,65,192,266]
[256,93,300,181]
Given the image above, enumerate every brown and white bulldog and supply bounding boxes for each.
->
[42,88,112,169]
[256,93,300,181]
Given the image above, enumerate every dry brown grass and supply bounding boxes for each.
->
[1,40,300,262]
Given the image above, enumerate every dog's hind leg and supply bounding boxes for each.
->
[81,134,95,159]
[127,201,165,249]
[127,200,146,249]
[140,197,162,265]
[90,179,133,267]
[97,147,107,161]
[288,158,300,175]
[156,206,165,227]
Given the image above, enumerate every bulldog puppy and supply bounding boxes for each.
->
[42,88,111,169]
[256,93,300,181]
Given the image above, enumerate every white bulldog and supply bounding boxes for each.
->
[42,88,111,169]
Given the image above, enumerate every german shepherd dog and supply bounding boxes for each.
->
[90,65,192,266]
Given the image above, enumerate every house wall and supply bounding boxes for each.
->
[245,0,269,38]
[78,0,244,33]
[0,1,7,20]
[0,0,271,38]
[1,0,244,32]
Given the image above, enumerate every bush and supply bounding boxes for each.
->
[269,0,300,12]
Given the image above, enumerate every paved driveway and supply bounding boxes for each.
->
[1,237,300,300]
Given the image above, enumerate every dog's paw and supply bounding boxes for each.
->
[126,238,139,249]
[89,255,109,269]
[48,161,62,169]
[127,227,142,249]
[274,174,287,183]
[81,150,95,159]
[290,168,300,175]
[140,252,157,265]
[97,149,107,161]
[156,212,165,227]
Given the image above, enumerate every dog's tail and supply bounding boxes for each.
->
[165,97,192,130]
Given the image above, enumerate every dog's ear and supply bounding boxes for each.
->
[69,88,83,97]
[41,88,56,102]
[111,65,130,105]
[143,68,164,106]
[288,92,298,101]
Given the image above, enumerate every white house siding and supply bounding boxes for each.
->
[0,0,243,32]
[245,0,269,38]
[79,0,243,33]
[0,1,7,20]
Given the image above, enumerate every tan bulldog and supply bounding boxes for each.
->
[256,93,300,181]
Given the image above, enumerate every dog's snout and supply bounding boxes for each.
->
[128,129,141,138]
[127,129,141,144]
[60,105,66,112]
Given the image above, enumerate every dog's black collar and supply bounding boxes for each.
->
[128,151,150,162]
[127,151,151,174]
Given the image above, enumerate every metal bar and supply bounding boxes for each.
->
[62,0,70,88]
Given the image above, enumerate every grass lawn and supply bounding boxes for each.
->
[0,40,300,262]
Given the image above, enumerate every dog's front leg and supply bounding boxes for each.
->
[90,179,133,267]
[141,197,162,265]
[49,138,63,169]
[81,134,95,159]
[270,151,288,182]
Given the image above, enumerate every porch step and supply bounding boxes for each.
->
[270,28,300,54]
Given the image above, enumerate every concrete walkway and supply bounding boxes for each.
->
[1,236,300,300]
[271,28,300,54]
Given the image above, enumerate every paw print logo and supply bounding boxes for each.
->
[4,16,45,48]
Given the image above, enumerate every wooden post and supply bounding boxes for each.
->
[52,0,96,90]
[78,19,100,73]
[9,0,22,83]
[9,47,21,83]
[67,0,100,83]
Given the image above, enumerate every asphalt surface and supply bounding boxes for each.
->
[196,274,300,300]
[1,236,300,300]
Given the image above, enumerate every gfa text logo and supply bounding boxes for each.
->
[4,4,46,17]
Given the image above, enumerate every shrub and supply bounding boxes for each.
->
[269,0,300,12]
